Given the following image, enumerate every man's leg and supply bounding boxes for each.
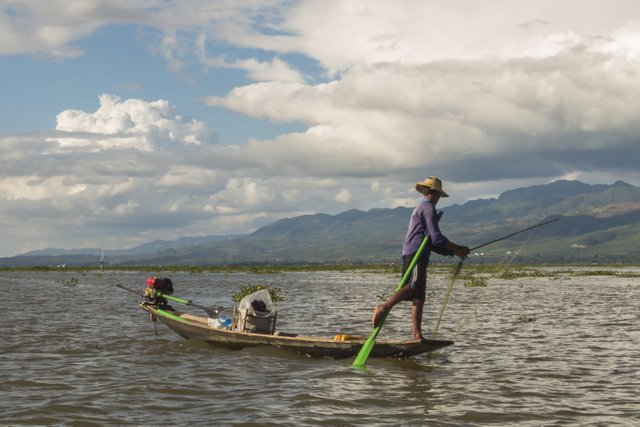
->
[372,252,422,330]
[371,286,413,328]
[411,299,425,341]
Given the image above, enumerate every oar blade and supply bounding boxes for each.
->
[352,328,380,368]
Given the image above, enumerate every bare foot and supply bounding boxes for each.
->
[371,304,387,328]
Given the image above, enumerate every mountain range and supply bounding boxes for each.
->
[2,180,639,266]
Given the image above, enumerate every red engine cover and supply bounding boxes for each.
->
[146,277,167,288]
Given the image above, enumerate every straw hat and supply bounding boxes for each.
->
[415,176,449,197]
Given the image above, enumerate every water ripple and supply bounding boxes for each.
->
[1,268,638,425]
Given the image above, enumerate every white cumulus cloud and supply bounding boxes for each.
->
[51,94,217,150]
[335,189,352,204]
[3,1,640,256]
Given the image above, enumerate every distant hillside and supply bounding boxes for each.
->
[2,180,639,266]
[20,234,244,257]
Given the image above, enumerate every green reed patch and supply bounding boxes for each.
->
[570,270,640,278]
[494,269,640,279]
[461,273,488,288]
[116,263,401,275]
[3,263,639,278]
[58,277,79,287]
[517,313,536,323]
[494,269,559,279]
[231,284,285,303]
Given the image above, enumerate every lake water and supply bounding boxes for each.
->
[1,267,638,425]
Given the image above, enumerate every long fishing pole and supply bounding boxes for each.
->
[432,217,559,335]
[468,217,559,252]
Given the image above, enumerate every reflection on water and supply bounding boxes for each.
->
[1,268,638,425]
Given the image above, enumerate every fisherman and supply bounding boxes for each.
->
[371,176,470,341]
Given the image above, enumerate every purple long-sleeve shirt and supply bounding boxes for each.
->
[402,199,452,258]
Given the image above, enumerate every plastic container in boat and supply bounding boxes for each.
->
[207,315,232,328]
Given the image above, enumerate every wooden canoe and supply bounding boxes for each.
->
[140,303,453,359]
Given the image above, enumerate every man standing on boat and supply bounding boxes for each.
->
[372,176,470,341]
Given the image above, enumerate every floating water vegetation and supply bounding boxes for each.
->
[59,277,79,287]
[518,314,536,323]
[461,273,487,288]
[489,268,640,280]
[495,269,557,279]
[376,292,388,301]
[231,284,284,302]
[2,264,639,278]
[108,264,402,275]
[569,270,640,278]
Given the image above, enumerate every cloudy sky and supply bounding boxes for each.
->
[1,0,639,257]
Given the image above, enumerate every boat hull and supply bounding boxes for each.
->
[141,303,453,359]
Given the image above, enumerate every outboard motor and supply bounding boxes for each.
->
[144,276,174,308]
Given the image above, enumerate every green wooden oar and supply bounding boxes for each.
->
[352,211,443,368]
[352,235,431,368]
